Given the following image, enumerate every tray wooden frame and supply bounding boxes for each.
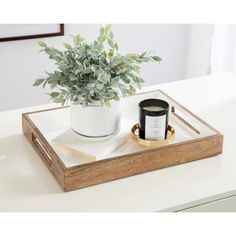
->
[22,90,224,191]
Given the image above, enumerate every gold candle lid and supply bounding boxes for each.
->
[131,124,175,148]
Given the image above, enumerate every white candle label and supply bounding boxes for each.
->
[145,115,166,140]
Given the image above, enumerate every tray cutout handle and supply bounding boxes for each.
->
[32,133,52,167]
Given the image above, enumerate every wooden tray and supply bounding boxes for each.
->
[22,90,223,191]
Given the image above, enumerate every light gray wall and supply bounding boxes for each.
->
[0,24,211,112]
[184,24,213,78]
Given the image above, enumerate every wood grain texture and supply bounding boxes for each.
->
[22,114,65,190]
[64,134,223,191]
[22,90,224,192]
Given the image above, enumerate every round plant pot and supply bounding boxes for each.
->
[70,100,121,139]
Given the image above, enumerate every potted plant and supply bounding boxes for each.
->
[33,25,161,139]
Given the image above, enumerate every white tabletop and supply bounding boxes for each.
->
[1,73,236,212]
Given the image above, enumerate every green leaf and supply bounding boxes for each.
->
[152,56,162,62]
[104,99,111,107]
[113,94,120,101]
[61,99,67,106]
[104,24,112,32]
[98,35,106,43]
[71,34,85,45]
[139,77,145,83]
[50,80,58,89]
[63,43,72,50]
[76,34,84,42]
[140,52,147,58]
[127,73,137,80]
[107,38,114,48]
[43,79,48,88]
[38,41,47,47]
[123,76,130,83]
[114,43,118,50]
[33,79,45,86]
[50,92,60,98]
[99,27,105,35]
[97,72,110,82]
[129,85,136,94]
[96,84,104,90]
[109,31,114,39]
[53,97,64,103]
[136,82,142,89]
[69,75,78,81]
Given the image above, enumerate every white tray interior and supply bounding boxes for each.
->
[29,90,217,168]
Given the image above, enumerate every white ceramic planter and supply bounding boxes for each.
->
[70,100,121,139]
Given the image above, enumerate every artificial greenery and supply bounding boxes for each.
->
[33,25,161,106]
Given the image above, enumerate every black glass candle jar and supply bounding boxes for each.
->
[139,99,169,140]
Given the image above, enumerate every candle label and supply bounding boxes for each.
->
[145,115,166,140]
